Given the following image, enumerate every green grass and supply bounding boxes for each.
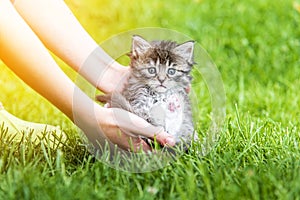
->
[1,0,300,199]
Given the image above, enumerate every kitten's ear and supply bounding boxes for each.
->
[131,35,152,57]
[173,41,195,64]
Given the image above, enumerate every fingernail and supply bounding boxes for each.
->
[165,137,175,146]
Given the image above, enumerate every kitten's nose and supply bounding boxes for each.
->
[157,76,166,84]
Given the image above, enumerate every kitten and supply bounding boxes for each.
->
[97,35,197,150]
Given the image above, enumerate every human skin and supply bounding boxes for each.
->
[0,0,175,152]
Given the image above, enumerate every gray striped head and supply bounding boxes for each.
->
[129,35,194,93]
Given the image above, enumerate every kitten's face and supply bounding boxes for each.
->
[129,36,194,93]
[137,57,190,93]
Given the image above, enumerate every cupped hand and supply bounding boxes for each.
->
[94,106,175,152]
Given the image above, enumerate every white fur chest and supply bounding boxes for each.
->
[149,93,184,136]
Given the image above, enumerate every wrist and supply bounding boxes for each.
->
[71,90,107,146]
[78,47,118,93]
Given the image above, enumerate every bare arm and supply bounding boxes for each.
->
[12,0,126,94]
[0,0,174,151]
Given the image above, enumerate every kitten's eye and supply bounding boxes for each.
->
[167,68,176,75]
[148,67,156,74]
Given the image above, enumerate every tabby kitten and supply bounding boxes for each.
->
[98,35,197,149]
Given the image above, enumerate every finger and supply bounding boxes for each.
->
[130,137,153,152]
[102,124,152,152]
[111,130,152,152]
[111,108,175,146]
[154,129,176,147]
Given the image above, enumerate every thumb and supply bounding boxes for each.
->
[111,108,176,146]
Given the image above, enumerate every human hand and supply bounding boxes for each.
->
[93,105,175,152]
[96,62,130,94]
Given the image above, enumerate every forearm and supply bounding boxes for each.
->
[12,0,123,93]
[0,0,89,121]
